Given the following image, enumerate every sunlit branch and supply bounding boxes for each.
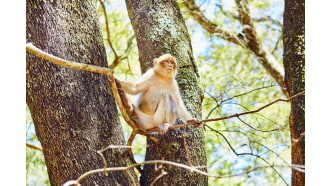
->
[150,170,168,186]
[26,43,114,76]
[98,0,118,58]
[98,0,136,69]
[183,0,288,97]
[109,34,136,69]
[217,3,283,27]
[62,158,302,186]
[26,142,43,152]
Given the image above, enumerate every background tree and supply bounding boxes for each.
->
[26,1,138,185]
[26,0,305,185]
[283,0,305,185]
[125,0,207,185]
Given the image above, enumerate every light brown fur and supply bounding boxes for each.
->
[119,54,194,134]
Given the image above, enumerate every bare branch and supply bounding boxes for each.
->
[98,0,118,58]
[110,35,136,69]
[98,0,136,69]
[237,116,283,132]
[150,170,168,186]
[26,43,114,76]
[62,159,301,186]
[140,91,304,135]
[205,84,276,120]
[200,91,304,124]
[26,142,43,152]
[183,0,288,97]
[217,3,283,27]
[205,124,288,185]
[182,0,245,47]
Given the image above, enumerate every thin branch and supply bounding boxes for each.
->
[272,33,283,55]
[140,91,304,135]
[62,159,301,186]
[150,170,168,186]
[182,0,245,47]
[183,0,288,97]
[97,145,134,176]
[217,3,283,27]
[98,0,118,58]
[205,84,276,120]
[237,116,283,132]
[110,34,136,69]
[26,142,43,152]
[200,91,304,124]
[98,0,136,69]
[26,43,114,76]
[205,124,288,185]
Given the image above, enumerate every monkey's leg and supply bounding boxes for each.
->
[153,96,176,134]
[131,105,154,131]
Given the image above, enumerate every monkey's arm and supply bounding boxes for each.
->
[119,80,149,95]
[176,97,193,122]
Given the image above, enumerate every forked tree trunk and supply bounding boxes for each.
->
[283,0,305,185]
[125,0,207,185]
[26,1,139,185]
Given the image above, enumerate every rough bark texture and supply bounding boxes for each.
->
[125,0,207,185]
[283,0,305,185]
[26,1,139,185]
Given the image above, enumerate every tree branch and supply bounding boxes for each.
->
[217,3,283,27]
[182,0,245,47]
[26,43,114,76]
[140,91,304,135]
[26,142,43,152]
[98,0,118,58]
[183,0,288,97]
[62,158,302,186]
[98,0,136,69]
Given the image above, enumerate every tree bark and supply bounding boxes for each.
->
[125,0,207,185]
[26,1,138,185]
[283,0,305,185]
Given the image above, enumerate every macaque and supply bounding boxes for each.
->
[118,54,196,134]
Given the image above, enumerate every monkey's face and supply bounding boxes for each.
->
[161,60,177,71]
[153,54,178,78]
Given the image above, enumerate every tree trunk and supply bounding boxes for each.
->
[125,0,207,185]
[26,1,139,185]
[283,0,305,185]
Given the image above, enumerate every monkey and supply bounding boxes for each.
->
[117,54,197,134]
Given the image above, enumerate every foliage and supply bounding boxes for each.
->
[26,106,49,186]
[26,0,292,185]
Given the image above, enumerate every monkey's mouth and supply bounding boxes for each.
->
[165,67,173,71]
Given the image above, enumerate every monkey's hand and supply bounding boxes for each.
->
[114,78,122,88]
[186,119,202,129]
[159,123,170,135]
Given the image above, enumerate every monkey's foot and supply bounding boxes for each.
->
[159,123,170,135]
